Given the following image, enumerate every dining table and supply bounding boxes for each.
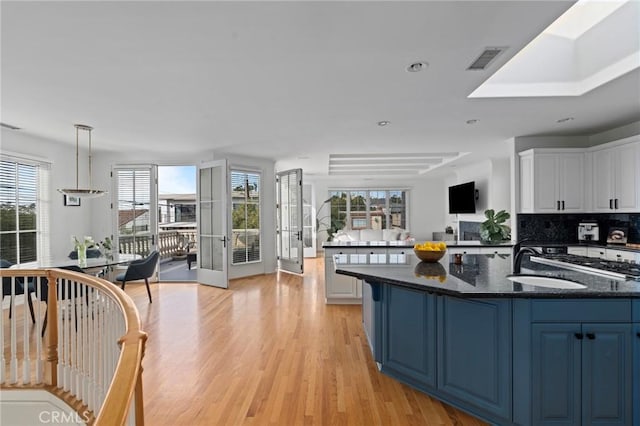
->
[11,253,142,281]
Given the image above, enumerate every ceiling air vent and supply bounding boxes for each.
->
[466,47,507,71]
[0,122,21,130]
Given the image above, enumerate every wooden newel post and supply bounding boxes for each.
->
[46,270,59,387]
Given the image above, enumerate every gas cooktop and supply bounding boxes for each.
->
[531,254,640,281]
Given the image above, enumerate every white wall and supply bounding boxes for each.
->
[445,156,512,238]
[306,175,446,248]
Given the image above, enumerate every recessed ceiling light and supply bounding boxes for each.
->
[557,117,575,123]
[406,62,429,72]
[466,119,479,125]
[377,121,390,127]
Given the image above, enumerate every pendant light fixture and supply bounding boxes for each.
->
[57,124,107,198]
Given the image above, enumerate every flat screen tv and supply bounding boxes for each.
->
[448,181,476,214]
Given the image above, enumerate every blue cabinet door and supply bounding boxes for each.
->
[437,297,512,420]
[582,323,632,426]
[381,284,436,389]
[531,323,582,426]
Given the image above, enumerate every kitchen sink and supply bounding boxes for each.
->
[506,275,587,289]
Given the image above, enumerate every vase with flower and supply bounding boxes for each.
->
[73,235,95,267]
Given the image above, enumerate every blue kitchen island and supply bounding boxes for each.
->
[335,252,640,426]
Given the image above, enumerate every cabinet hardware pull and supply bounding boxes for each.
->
[637,332,640,338]
[614,198,619,209]
[561,200,565,210]
[557,200,560,210]
[574,333,584,340]
[586,333,596,340]
[609,199,613,209]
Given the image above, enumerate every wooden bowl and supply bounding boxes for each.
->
[413,248,446,263]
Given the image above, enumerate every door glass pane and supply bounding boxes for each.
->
[117,169,152,256]
[232,170,261,264]
[200,168,212,202]
[200,202,212,235]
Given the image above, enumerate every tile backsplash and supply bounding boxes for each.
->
[517,213,640,244]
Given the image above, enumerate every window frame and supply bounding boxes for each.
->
[0,153,51,265]
[327,188,409,232]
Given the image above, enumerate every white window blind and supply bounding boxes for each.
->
[0,155,51,264]
[115,168,152,256]
[231,170,261,264]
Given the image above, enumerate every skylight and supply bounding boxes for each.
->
[544,0,628,40]
[468,0,639,98]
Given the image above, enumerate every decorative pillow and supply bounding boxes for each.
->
[345,230,361,240]
[400,230,412,240]
[333,231,352,242]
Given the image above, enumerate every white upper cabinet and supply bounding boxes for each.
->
[592,140,639,212]
[519,149,585,213]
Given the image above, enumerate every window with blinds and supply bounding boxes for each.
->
[0,157,49,264]
[231,170,261,265]
[115,168,153,256]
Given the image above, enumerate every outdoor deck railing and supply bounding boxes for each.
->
[118,230,196,260]
[1,268,147,425]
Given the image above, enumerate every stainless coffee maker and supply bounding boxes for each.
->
[578,222,599,242]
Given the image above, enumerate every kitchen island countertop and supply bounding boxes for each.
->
[334,253,640,298]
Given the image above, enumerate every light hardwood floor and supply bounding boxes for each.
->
[125,257,488,426]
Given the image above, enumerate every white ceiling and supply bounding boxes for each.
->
[2,1,639,179]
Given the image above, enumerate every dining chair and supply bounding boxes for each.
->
[115,250,159,303]
[1,259,36,323]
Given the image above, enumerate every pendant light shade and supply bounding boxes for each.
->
[58,124,107,198]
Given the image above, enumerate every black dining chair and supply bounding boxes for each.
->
[115,251,159,303]
[1,259,36,323]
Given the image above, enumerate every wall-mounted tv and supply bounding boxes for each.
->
[448,181,476,214]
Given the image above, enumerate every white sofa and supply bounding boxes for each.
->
[333,228,412,242]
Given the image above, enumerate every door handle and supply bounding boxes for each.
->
[221,235,226,248]
[151,234,155,245]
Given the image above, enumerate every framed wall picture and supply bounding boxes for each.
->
[63,194,81,206]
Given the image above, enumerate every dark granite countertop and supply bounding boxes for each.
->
[323,240,515,249]
[334,253,640,298]
[521,241,640,253]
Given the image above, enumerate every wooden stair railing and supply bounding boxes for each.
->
[0,268,147,426]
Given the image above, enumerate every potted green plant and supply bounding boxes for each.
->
[480,209,511,243]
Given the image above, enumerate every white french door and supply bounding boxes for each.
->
[112,165,158,259]
[276,168,303,274]
[197,160,228,288]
